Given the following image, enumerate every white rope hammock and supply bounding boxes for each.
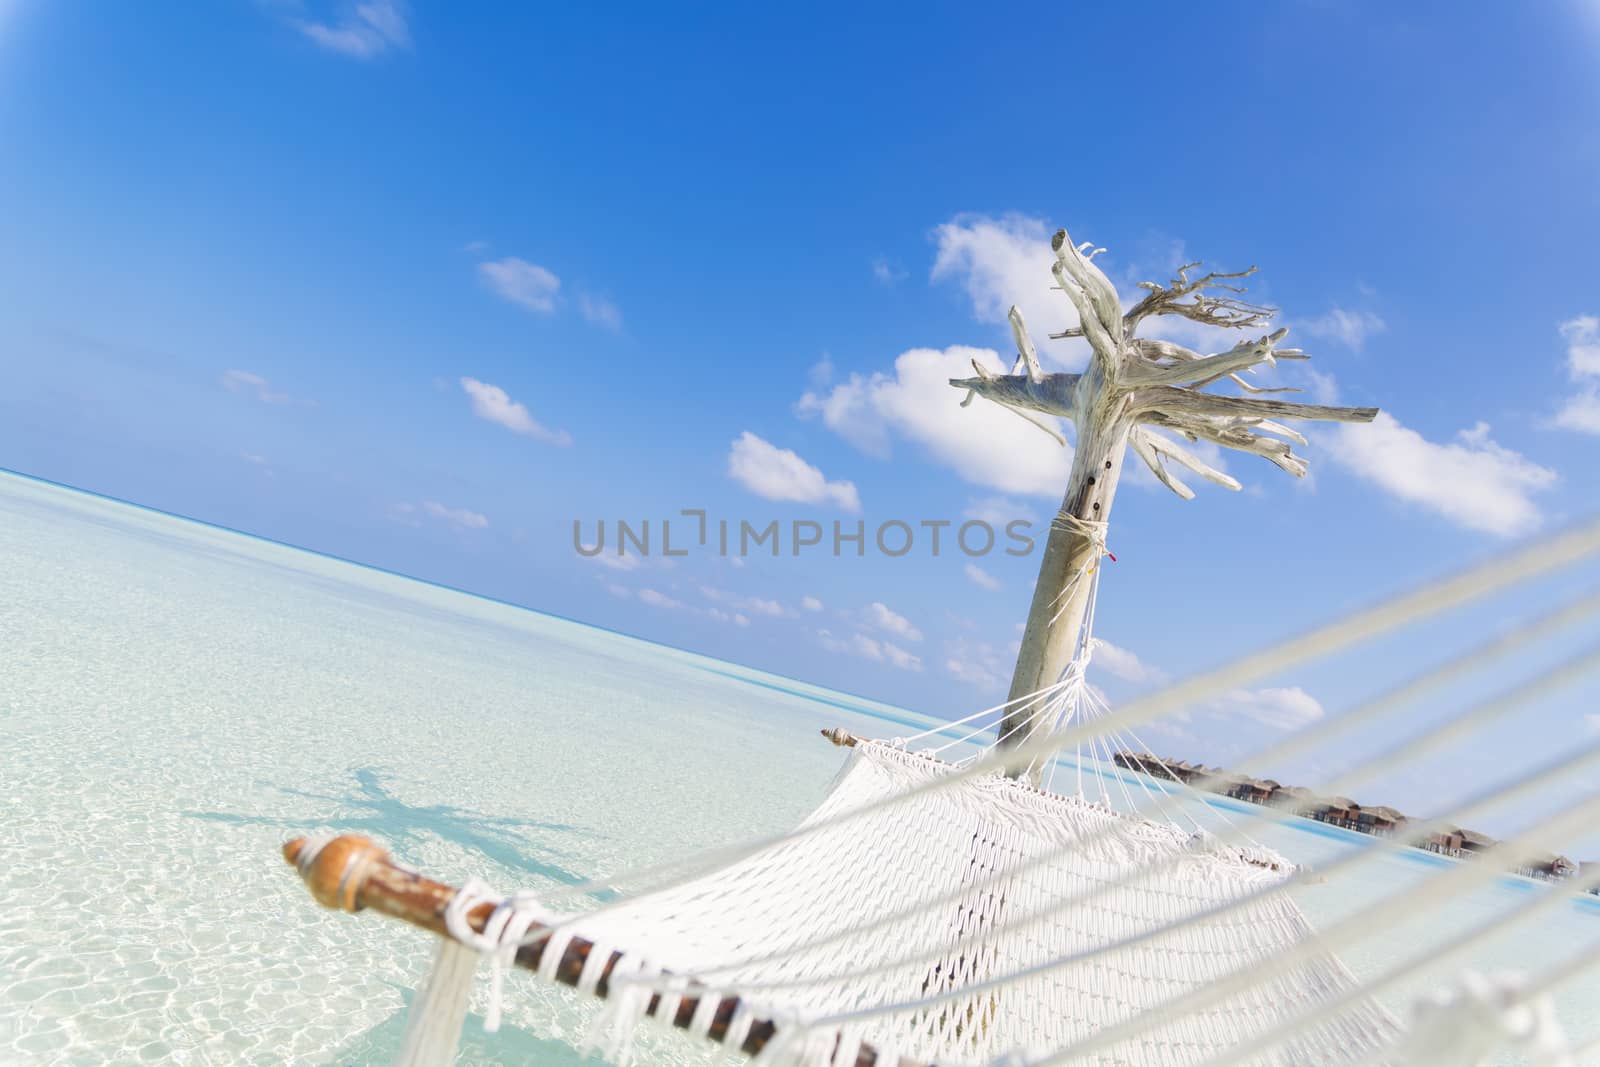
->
[290,515,1600,1067]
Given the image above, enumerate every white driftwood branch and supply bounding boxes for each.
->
[1123,262,1274,333]
[1052,228,1123,351]
[1143,387,1378,424]
[1250,419,1309,446]
[1146,411,1312,478]
[948,370,1080,419]
[1051,259,1119,371]
[1130,428,1194,500]
[1135,427,1241,492]
[1130,338,1203,363]
[1120,329,1288,389]
[1009,305,1044,383]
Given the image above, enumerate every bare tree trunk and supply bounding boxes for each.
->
[948,225,1379,784]
[998,377,1133,781]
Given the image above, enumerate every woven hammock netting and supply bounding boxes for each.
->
[531,738,1399,1067]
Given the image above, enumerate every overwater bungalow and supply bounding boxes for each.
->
[1457,828,1499,857]
[1275,785,1320,816]
[1228,777,1279,805]
[1519,853,1579,882]
[1421,828,1464,857]
[1317,797,1359,829]
[1357,805,1407,838]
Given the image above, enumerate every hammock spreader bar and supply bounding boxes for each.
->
[281,834,925,1067]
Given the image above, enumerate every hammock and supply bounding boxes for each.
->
[281,519,1600,1067]
[287,736,1396,1067]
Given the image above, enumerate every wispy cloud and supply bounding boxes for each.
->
[802,595,824,612]
[423,501,488,530]
[943,636,1012,690]
[577,291,623,331]
[1298,308,1387,352]
[863,601,922,642]
[460,377,572,446]
[238,451,276,478]
[819,628,923,672]
[391,500,488,531]
[1330,413,1556,537]
[636,588,682,610]
[1209,687,1325,731]
[699,586,786,617]
[871,257,907,285]
[726,432,860,511]
[1091,638,1164,685]
[220,369,300,405]
[479,257,561,314]
[964,563,1001,591]
[1553,314,1600,435]
[294,0,410,59]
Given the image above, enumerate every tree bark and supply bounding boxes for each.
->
[997,373,1133,781]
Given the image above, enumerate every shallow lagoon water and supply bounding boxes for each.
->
[1,470,1596,1065]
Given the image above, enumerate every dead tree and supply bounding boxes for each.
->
[949,229,1377,778]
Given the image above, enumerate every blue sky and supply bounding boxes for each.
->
[3,1,1600,835]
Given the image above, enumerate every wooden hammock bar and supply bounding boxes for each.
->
[281,834,926,1067]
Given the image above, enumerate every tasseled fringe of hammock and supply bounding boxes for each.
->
[395,923,911,1067]
[394,939,479,1067]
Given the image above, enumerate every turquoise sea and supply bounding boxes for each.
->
[2,470,1596,1066]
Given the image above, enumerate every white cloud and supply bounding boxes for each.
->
[1091,639,1164,685]
[479,257,561,314]
[931,214,1087,369]
[1562,315,1600,377]
[295,0,410,58]
[798,346,1072,497]
[1554,315,1600,435]
[1586,713,1600,736]
[578,292,622,331]
[460,377,572,446]
[589,553,642,572]
[880,641,923,671]
[1557,392,1600,435]
[964,563,1001,591]
[220,369,295,404]
[700,586,787,619]
[872,257,908,285]
[637,588,682,610]
[819,629,922,672]
[964,496,1032,528]
[726,432,861,511]
[423,501,488,530]
[944,637,1011,690]
[1330,413,1556,537]
[808,356,834,388]
[864,601,922,642]
[1209,687,1325,731]
[802,595,824,612]
[1299,308,1387,352]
